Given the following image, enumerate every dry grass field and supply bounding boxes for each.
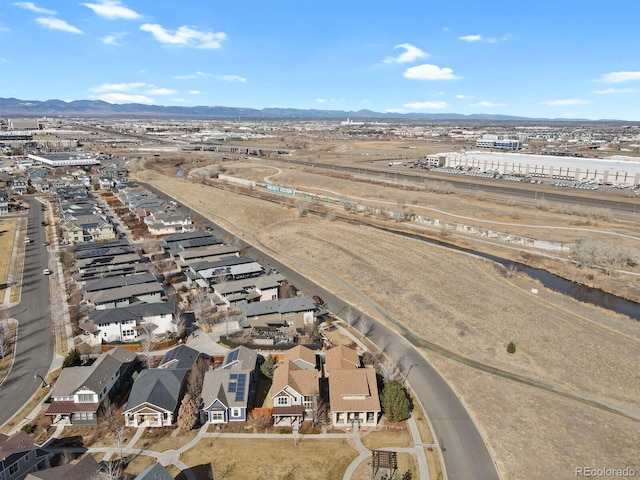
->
[179,438,357,480]
[133,163,640,480]
[0,218,18,303]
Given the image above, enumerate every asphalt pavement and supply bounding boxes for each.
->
[0,197,55,428]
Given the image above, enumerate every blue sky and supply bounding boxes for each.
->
[2,0,640,120]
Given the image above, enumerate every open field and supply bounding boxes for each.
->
[0,218,18,302]
[133,161,640,480]
[179,438,358,480]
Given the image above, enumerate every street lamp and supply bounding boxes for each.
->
[403,364,418,386]
[34,372,50,389]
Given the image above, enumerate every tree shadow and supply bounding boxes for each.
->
[176,463,213,480]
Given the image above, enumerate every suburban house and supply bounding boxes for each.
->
[200,346,261,424]
[45,347,138,425]
[188,257,264,284]
[162,231,222,255]
[0,193,8,215]
[10,176,27,195]
[24,455,100,480]
[175,245,241,265]
[63,217,116,244]
[211,274,285,311]
[144,211,195,236]
[134,463,175,480]
[239,296,318,330]
[323,345,380,428]
[87,301,177,343]
[84,282,164,310]
[0,432,51,480]
[271,346,321,426]
[123,345,200,428]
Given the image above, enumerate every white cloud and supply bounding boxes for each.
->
[470,101,507,107]
[81,0,140,20]
[599,71,640,83]
[220,75,246,82]
[541,98,590,106]
[383,43,428,64]
[315,98,327,103]
[100,32,125,45]
[188,90,201,95]
[145,87,177,95]
[13,2,56,14]
[95,93,154,104]
[0,26,9,32]
[35,17,82,34]
[403,101,448,109]
[455,94,473,99]
[404,64,458,81]
[90,82,147,92]
[459,34,482,42]
[593,88,635,94]
[174,71,210,79]
[460,33,509,43]
[140,23,226,49]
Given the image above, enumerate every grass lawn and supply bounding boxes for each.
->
[179,438,358,480]
[0,218,17,301]
[134,427,199,452]
[426,447,443,480]
[360,424,412,450]
[122,453,156,477]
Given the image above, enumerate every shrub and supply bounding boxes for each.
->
[381,380,410,422]
[507,342,516,354]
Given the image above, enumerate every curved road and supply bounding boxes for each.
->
[141,181,500,480]
[0,197,55,427]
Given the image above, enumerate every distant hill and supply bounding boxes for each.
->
[0,96,618,122]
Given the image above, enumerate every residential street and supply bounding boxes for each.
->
[0,196,55,427]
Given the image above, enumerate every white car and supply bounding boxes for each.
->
[43,269,52,275]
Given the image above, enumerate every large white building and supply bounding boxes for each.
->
[438,151,640,185]
[476,134,522,150]
[28,152,100,168]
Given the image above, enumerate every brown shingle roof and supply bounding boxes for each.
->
[271,361,319,398]
[283,345,317,370]
[328,367,380,413]
[324,344,361,373]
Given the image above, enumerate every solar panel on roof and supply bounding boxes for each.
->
[235,374,247,401]
[226,349,239,364]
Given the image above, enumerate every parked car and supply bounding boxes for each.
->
[42,241,48,246]
[43,269,52,275]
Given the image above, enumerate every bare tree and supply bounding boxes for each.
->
[309,395,329,428]
[0,316,9,360]
[100,398,124,435]
[357,317,373,338]
[98,458,122,480]
[186,358,208,401]
[249,410,273,432]
[376,357,401,384]
[212,462,237,479]
[177,392,199,431]
[190,288,214,324]
[138,322,157,368]
[345,307,359,328]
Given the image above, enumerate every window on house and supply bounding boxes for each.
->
[9,463,19,474]
[336,412,344,423]
[24,452,30,462]
[366,412,375,423]
[277,397,288,406]
[231,408,241,417]
[77,393,94,402]
[211,412,224,422]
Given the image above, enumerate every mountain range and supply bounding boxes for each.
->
[0,97,622,123]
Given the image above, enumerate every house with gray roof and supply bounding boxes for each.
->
[123,345,202,428]
[0,432,51,480]
[24,454,99,480]
[85,282,164,310]
[133,463,175,480]
[87,301,176,343]
[45,347,137,425]
[82,271,156,293]
[144,210,195,236]
[211,274,285,311]
[123,368,188,428]
[189,257,264,284]
[200,346,261,425]
[240,296,318,330]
